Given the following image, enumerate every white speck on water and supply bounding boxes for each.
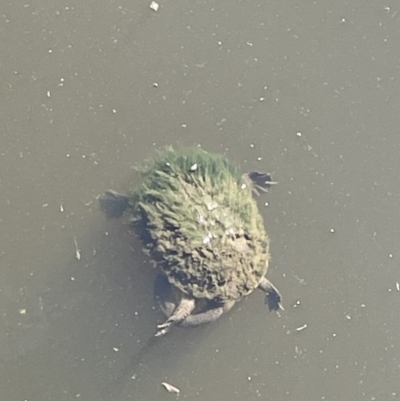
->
[73,237,81,260]
[293,300,301,308]
[153,82,158,87]
[294,275,306,285]
[113,347,119,352]
[330,228,335,233]
[60,204,64,212]
[161,382,180,394]
[19,308,27,315]
[296,132,302,137]
[149,1,159,12]
[296,324,307,332]
[70,277,75,281]
[112,109,116,114]
[345,314,351,320]
[47,90,51,98]
[250,143,254,148]
[389,253,393,258]
[257,157,262,161]
[181,123,187,128]
[264,201,269,207]
[396,282,400,291]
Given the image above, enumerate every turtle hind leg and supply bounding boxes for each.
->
[180,300,235,327]
[98,190,130,218]
[258,276,283,311]
[155,295,196,337]
[245,172,277,195]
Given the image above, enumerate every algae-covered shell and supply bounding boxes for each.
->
[130,147,270,302]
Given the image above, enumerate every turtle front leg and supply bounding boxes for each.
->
[243,172,278,195]
[98,190,131,218]
[180,300,235,328]
[258,276,283,311]
[155,295,196,337]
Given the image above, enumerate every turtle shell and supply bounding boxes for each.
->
[130,147,270,302]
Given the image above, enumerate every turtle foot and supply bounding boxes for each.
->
[157,320,172,330]
[98,190,130,218]
[265,288,283,311]
[248,171,276,188]
[154,324,172,337]
[258,277,283,311]
[244,172,277,195]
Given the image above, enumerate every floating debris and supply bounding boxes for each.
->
[161,382,180,394]
[296,324,307,332]
[293,300,301,308]
[59,204,64,212]
[396,282,400,291]
[149,1,159,12]
[73,236,81,260]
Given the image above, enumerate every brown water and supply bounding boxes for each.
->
[1,1,399,400]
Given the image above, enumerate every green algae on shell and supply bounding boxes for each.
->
[129,147,270,303]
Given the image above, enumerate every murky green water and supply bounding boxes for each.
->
[1,1,399,400]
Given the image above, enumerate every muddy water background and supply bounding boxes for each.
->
[1,1,400,400]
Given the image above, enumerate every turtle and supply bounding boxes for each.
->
[98,147,282,337]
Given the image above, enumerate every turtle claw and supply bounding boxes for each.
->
[154,322,172,337]
[157,321,172,330]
